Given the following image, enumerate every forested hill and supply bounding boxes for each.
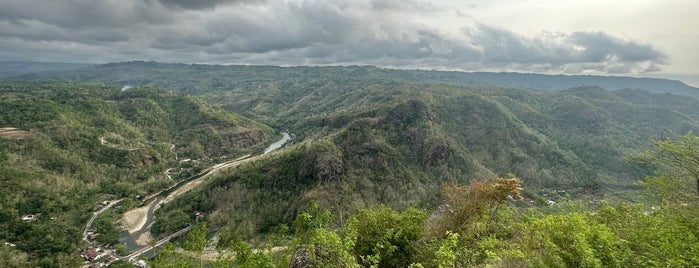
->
[0,81,272,266]
[12,60,699,98]
[0,61,93,79]
[116,66,699,252]
[8,62,699,191]
[4,64,699,266]
[462,72,699,97]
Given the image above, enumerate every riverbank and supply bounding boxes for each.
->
[118,132,292,251]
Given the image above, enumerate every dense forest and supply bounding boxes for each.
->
[0,81,272,267]
[13,61,699,98]
[2,63,699,267]
[153,140,699,267]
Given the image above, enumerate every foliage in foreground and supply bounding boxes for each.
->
[151,183,699,267]
[151,133,699,267]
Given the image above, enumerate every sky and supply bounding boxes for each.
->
[1,0,697,86]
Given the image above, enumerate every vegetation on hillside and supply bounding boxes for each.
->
[4,64,699,266]
[0,81,272,266]
[152,133,699,267]
[15,63,699,189]
[16,61,699,98]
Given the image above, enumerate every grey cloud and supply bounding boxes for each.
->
[5,20,132,43]
[156,0,261,10]
[460,24,667,72]
[568,31,668,63]
[369,0,439,12]
[0,0,669,74]
[0,0,174,29]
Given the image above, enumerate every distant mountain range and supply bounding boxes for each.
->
[0,61,93,78]
[3,61,699,99]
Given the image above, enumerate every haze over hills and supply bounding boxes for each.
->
[150,76,699,244]
[9,61,699,99]
[17,61,697,240]
[0,61,93,79]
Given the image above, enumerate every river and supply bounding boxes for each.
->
[263,132,291,154]
[118,133,291,253]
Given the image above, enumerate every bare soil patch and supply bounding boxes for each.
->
[0,127,29,139]
[120,206,150,234]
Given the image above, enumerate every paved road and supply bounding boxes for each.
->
[117,133,290,260]
[120,154,257,250]
[82,199,124,243]
[122,225,193,262]
[140,154,252,205]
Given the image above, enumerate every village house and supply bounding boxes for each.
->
[80,246,108,262]
[21,214,38,221]
[88,233,100,241]
[194,211,205,221]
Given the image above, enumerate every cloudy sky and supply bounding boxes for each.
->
[1,0,697,85]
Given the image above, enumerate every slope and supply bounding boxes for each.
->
[12,62,699,246]
[154,82,699,245]
[0,81,272,266]
[15,61,699,99]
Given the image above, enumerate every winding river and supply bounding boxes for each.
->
[118,133,291,253]
[263,132,291,154]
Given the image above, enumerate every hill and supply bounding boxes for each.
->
[6,63,699,264]
[14,61,699,99]
[153,81,699,244]
[0,61,93,79]
[464,72,699,97]
[0,81,272,266]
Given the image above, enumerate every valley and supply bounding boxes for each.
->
[2,1,698,266]
[119,133,289,252]
[1,65,699,267]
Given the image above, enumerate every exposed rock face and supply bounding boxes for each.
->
[229,127,267,148]
[421,136,449,166]
[290,248,310,268]
[314,151,344,183]
[382,99,429,128]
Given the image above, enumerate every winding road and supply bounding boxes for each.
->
[82,199,124,243]
[122,225,193,262]
[118,133,291,258]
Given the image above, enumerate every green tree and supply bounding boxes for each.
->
[293,201,331,235]
[595,202,699,267]
[290,201,358,267]
[231,239,274,268]
[150,242,195,267]
[348,206,427,268]
[630,132,699,204]
[183,222,207,268]
[519,212,623,268]
[435,231,459,268]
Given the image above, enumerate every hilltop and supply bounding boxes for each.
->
[10,61,699,99]
[0,61,93,79]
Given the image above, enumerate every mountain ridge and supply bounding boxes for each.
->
[6,60,699,99]
[4,64,699,265]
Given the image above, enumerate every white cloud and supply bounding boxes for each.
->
[0,0,679,75]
